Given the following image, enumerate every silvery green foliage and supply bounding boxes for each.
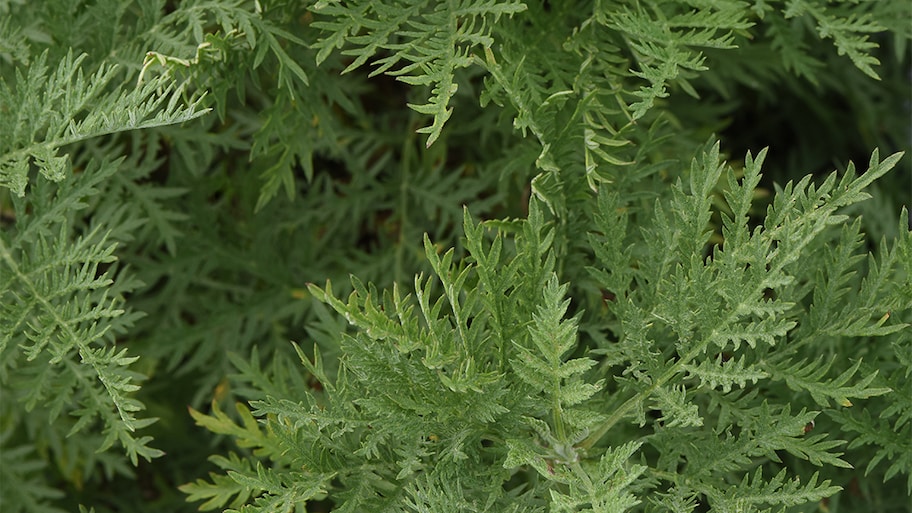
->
[0,1,908,512]
[182,145,909,512]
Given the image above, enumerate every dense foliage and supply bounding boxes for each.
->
[1,1,910,512]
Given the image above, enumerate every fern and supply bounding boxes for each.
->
[311,0,527,147]
[0,50,208,196]
[783,0,885,79]
[184,146,908,511]
[0,159,160,465]
[178,453,258,512]
[1,5,209,509]
[0,1,908,512]
[710,468,839,511]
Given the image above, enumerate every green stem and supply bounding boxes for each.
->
[578,339,706,451]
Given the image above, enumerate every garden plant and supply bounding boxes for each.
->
[1,1,910,512]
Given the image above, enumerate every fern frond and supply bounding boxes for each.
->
[0,158,159,465]
[404,467,519,513]
[839,406,912,491]
[604,1,753,120]
[651,384,703,428]
[312,0,526,146]
[583,146,901,454]
[831,338,912,492]
[513,274,605,438]
[225,463,332,513]
[750,403,850,468]
[784,0,884,79]
[178,453,258,512]
[0,50,208,196]
[548,441,645,513]
[139,0,310,93]
[765,354,891,409]
[709,468,840,511]
[684,354,768,393]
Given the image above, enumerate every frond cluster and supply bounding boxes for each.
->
[311,0,527,147]
[185,146,909,511]
[0,159,160,466]
[0,50,207,196]
[0,1,908,512]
